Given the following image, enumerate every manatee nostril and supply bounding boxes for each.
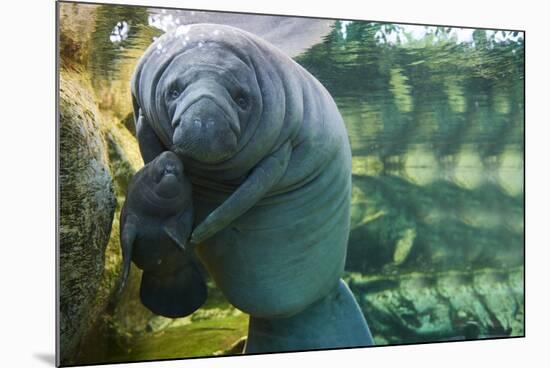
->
[193,118,202,128]
[164,164,176,174]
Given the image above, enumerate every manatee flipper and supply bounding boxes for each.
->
[135,108,166,164]
[118,213,139,295]
[164,209,194,251]
[191,142,292,244]
[140,264,207,318]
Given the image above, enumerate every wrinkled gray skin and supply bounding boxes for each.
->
[119,151,206,318]
[131,24,373,351]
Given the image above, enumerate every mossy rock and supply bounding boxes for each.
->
[121,112,136,136]
[347,267,524,344]
[59,70,117,365]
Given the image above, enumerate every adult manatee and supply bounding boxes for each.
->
[131,23,373,352]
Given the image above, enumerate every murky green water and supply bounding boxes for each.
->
[296,22,524,272]
[297,22,524,344]
[64,2,524,363]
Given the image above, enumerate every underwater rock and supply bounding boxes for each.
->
[190,307,242,322]
[102,113,143,191]
[347,181,417,272]
[59,71,117,365]
[167,316,193,329]
[122,112,136,136]
[347,267,524,344]
[346,174,523,273]
[58,70,149,365]
[393,228,416,265]
[146,316,174,333]
[90,111,148,332]
[57,5,147,360]
[82,125,151,349]
[213,336,247,356]
[75,111,153,360]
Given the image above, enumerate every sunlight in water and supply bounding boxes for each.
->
[497,149,524,196]
[402,144,439,186]
[451,145,485,190]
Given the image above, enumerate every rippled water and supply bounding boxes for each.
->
[62,2,524,361]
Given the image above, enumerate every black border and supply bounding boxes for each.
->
[55,0,526,367]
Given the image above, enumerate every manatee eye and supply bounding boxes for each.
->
[234,93,249,109]
[168,87,181,100]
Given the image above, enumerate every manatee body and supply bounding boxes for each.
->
[119,151,206,318]
[131,24,373,350]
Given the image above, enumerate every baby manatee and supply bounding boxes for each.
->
[118,151,206,318]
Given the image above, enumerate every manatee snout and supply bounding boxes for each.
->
[153,151,185,198]
[172,95,240,163]
[175,97,240,136]
[155,151,183,175]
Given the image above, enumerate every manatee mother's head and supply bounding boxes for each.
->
[132,24,302,172]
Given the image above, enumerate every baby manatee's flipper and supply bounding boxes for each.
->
[164,209,194,252]
[117,213,139,295]
[140,262,207,318]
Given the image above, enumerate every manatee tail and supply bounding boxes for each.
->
[140,264,207,318]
